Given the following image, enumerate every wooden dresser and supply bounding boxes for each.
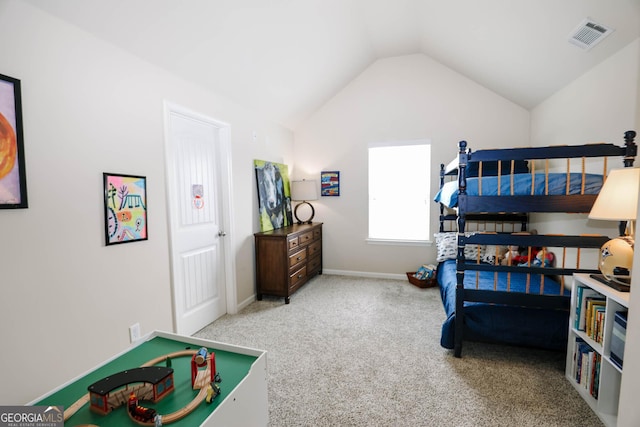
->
[254,222,322,304]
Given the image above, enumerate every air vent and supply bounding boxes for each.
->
[568,18,614,51]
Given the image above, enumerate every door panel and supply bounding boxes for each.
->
[166,106,227,335]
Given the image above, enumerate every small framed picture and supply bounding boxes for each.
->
[321,171,340,196]
[103,173,148,245]
[0,73,28,209]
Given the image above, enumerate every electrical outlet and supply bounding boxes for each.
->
[129,323,141,343]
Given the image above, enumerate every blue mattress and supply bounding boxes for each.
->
[434,172,603,208]
[437,259,569,350]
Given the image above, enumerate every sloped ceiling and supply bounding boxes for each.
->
[24,0,640,130]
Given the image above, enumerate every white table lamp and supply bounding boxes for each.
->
[588,167,639,288]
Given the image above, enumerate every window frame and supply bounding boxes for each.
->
[366,139,431,246]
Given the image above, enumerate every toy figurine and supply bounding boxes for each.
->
[206,382,221,403]
[128,392,138,410]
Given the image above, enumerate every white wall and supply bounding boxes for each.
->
[530,38,640,425]
[294,53,529,275]
[0,1,293,404]
[618,37,640,427]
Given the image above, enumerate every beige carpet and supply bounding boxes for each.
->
[195,274,603,427]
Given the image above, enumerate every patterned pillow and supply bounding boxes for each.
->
[434,232,457,262]
[434,232,484,262]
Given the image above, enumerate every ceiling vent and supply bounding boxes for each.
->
[568,18,614,51]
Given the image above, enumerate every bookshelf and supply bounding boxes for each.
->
[566,273,630,427]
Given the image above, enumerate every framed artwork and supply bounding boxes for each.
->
[103,173,148,245]
[0,73,28,209]
[254,160,293,232]
[321,171,340,196]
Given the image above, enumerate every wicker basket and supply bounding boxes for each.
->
[406,272,437,289]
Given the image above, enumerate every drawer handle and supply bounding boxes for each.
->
[298,274,303,279]
[296,256,301,261]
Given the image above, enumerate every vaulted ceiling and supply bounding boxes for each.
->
[25,0,640,130]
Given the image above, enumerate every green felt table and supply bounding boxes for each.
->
[34,334,258,427]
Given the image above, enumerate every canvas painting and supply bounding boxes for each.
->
[254,160,293,232]
[0,73,27,208]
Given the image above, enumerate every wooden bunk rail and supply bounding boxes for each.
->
[460,142,631,163]
[459,232,609,248]
[458,194,598,214]
[441,213,528,223]
[458,262,601,278]
[463,289,570,310]
[439,213,528,233]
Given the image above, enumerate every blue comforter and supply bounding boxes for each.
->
[434,172,603,208]
[437,259,569,350]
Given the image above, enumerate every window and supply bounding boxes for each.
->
[368,140,431,243]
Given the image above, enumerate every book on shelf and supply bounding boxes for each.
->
[610,310,628,369]
[575,286,603,331]
[572,338,601,399]
[587,302,606,343]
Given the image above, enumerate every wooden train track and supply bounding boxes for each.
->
[65,349,211,425]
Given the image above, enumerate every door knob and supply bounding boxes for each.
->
[218,231,227,237]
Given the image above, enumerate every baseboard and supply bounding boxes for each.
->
[322,269,406,281]
[237,294,256,311]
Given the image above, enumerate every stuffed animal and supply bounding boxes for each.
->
[516,247,554,267]
[502,245,555,267]
[530,248,555,267]
[501,245,521,265]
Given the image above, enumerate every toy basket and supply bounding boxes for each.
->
[406,272,437,289]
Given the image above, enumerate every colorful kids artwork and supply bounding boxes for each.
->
[321,171,340,196]
[103,173,148,245]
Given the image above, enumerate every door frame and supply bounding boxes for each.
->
[163,101,238,334]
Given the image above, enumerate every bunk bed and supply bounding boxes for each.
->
[434,130,637,357]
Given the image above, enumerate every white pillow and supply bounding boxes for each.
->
[434,232,484,262]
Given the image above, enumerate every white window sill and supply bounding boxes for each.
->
[366,238,433,247]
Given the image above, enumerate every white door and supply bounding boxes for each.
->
[164,103,234,335]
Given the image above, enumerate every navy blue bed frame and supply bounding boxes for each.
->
[439,130,637,357]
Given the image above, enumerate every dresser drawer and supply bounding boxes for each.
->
[289,248,307,268]
[290,265,307,289]
[308,240,321,258]
[299,231,314,245]
[313,228,322,240]
[308,255,321,274]
[288,236,299,251]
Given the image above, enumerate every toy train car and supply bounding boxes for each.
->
[130,404,157,423]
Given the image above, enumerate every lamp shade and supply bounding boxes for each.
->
[588,168,639,221]
[291,180,318,201]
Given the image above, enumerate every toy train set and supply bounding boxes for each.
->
[66,347,222,426]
